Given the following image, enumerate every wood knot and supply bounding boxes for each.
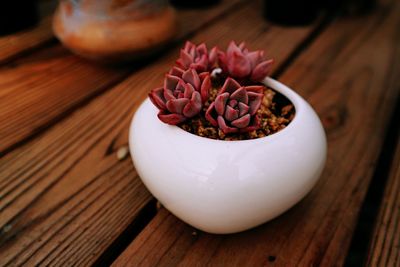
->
[321,106,348,132]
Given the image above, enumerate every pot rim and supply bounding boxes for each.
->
[130,77,326,234]
[150,77,308,144]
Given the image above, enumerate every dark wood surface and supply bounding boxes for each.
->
[1,0,399,266]
[0,0,243,154]
[0,17,53,64]
[367,134,400,266]
[111,0,400,265]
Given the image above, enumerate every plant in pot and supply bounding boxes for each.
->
[129,41,327,234]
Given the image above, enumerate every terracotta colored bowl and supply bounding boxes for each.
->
[53,0,177,62]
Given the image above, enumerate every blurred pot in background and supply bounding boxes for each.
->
[325,0,376,15]
[170,0,220,8]
[0,1,38,36]
[53,0,177,63]
[263,0,376,26]
[263,0,319,26]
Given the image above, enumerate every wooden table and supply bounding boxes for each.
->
[1,0,399,266]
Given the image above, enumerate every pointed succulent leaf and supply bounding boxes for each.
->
[218,51,228,72]
[148,87,167,111]
[196,43,208,55]
[183,41,195,51]
[205,102,218,127]
[164,74,180,91]
[182,69,201,90]
[190,55,208,72]
[198,72,209,81]
[166,98,189,114]
[183,82,195,98]
[250,59,274,81]
[177,49,193,69]
[224,105,239,121]
[246,51,262,68]
[169,66,185,77]
[217,116,239,134]
[238,102,249,117]
[215,93,229,116]
[230,87,248,104]
[183,91,202,118]
[227,41,241,56]
[246,85,265,94]
[247,92,263,116]
[174,80,185,95]
[186,42,197,57]
[240,115,260,132]
[219,77,241,94]
[238,41,246,51]
[158,112,187,125]
[229,99,238,107]
[200,73,211,103]
[228,51,251,78]
[231,114,251,128]
[163,88,176,102]
[209,46,219,67]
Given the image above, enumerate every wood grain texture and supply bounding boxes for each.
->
[0,0,59,64]
[0,50,131,154]
[0,1,317,266]
[367,136,400,266]
[0,0,243,155]
[112,0,400,266]
[0,16,53,64]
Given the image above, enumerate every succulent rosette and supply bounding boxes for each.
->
[149,67,211,125]
[205,77,264,134]
[176,41,218,72]
[149,41,275,136]
[218,41,273,82]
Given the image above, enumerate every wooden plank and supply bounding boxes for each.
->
[0,16,53,64]
[0,49,131,154]
[0,0,58,64]
[0,0,244,154]
[367,136,400,266]
[111,0,400,266]
[0,1,318,266]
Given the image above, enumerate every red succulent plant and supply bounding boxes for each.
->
[149,41,273,135]
[176,41,218,72]
[218,41,273,82]
[149,67,211,125]
[205,77,264,134]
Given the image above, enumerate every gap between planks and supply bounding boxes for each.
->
[345,95,400,266]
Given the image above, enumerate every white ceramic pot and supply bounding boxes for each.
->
[129,77,327,234]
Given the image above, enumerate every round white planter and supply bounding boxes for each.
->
[129,77,327,234]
